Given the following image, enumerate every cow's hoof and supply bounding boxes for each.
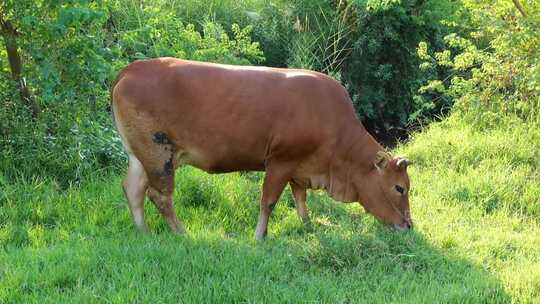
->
[255,231,267,241]
[171,225,186,235]
[136,224,151,234]
[303,220,314,232]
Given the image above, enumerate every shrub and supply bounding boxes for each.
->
[417,0,540,125]
[0,0,264,184]
[343,0,464,139]
[283,0,465,141]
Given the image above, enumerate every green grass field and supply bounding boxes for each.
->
[1,115,539,303]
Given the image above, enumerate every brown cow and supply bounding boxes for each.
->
[111,58,412,240]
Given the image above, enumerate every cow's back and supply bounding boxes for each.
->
[112,58,357,173]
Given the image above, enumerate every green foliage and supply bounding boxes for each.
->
[282,0,465,137]
[343,0,464,136]
[119,0,290,67]
[110,1,264,64]
[418,0,540,124]
[0,0,264,184]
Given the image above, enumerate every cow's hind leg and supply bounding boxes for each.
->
[123,155,149,232]
[147,181,185,234]
[142,134,185,234]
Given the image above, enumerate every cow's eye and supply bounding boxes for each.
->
[395,185,405,194]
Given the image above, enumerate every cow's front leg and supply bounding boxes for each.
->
[290,181,311,229]
[255,166,290,240]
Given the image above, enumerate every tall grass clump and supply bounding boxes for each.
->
[286,0,354,77]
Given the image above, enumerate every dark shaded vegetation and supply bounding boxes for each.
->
[0,1,471,181]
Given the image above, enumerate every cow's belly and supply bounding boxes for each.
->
[292,174,329,191]
[176,147,265,174]
[292,171,358,202]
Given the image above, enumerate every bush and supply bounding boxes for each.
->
[343,0,465,139]
[0,0,264,184]
[283,0,465,141]
[116,0,290,67]
[417,0,540,124]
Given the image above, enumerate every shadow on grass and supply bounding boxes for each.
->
[0,171,511,303]
[172,171,510,302]
[0,227,510,303]
[293,226,509,302]
[272,194,510,303]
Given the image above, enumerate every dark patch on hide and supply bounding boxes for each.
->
[152,131,175,177]
[163,158,174,176]
[153,131,172,145]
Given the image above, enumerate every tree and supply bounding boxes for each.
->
[0,5,40,119]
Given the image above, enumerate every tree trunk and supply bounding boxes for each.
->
[0,16,40,119]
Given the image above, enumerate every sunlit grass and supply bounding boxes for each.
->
[1,116,539,303]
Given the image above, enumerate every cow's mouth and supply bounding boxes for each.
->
[392,219,412,230]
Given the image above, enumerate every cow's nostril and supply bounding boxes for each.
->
[405,220,413,229]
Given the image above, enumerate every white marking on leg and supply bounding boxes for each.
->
[255,211,269,240]
[124,155,148,231]
[132,207,145,227]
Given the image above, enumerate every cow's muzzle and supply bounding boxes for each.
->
[393,216,413,230]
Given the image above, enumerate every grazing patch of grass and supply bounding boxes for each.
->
[1,116,539,303]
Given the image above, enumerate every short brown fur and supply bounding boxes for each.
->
[111,58,413,239]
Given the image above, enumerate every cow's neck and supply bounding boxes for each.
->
[326,124,383,202]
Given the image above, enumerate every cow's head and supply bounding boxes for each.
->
[356,151,412,230]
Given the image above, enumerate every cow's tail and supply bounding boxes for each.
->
[109,67,135,154]
[110,68,127,129]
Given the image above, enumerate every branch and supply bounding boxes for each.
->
[511,0,527,17]
[413,0,426,16]
[0,10,5,32]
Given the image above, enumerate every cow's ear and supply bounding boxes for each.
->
[374,151,390,171]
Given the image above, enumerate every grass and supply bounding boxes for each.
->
[1,115,540,303]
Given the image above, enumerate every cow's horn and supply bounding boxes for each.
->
[396,158,410,169]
